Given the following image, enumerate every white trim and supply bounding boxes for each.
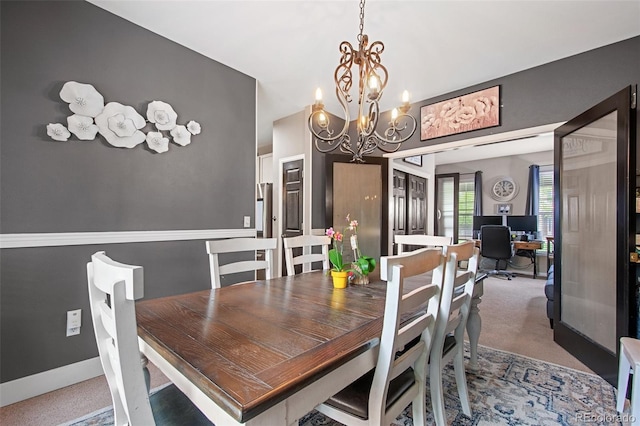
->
[384,122,564,158]
[0,357,103,407]
[0,228,256,249]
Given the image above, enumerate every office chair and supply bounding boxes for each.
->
[479,225,516,280]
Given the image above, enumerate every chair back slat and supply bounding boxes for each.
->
[395,234,452,254]
[206,237,277,288]
[380,247,443,282]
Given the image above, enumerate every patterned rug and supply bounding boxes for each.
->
[63,344,622,426]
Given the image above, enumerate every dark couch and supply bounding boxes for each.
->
[544,264,554,328]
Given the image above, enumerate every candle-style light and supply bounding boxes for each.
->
[308,0,417,163]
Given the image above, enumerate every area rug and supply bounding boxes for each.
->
[63,344,622,426]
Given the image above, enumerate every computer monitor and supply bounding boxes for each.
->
[506,215,538,233]
[472,216,503,238]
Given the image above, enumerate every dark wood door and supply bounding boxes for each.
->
[282,159,304,275]
[554,85,637,385]
[392,170,407,254]
[408,174,427,235]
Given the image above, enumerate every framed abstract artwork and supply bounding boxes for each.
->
[420,85,500,141]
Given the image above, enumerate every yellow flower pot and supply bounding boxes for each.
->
[331,270,349,289]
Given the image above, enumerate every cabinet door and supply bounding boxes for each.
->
[554,85,637,385]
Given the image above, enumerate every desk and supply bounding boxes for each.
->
[513,240,543,277]
[474,239,543,277]
[136,271,485,425]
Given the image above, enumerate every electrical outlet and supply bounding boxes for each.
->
[243,216,251,228]
[66,309,81,337]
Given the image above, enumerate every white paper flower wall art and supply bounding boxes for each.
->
[45,81,202,153]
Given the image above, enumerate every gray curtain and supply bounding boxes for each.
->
[474,171,483,216]
[525,165,540,215]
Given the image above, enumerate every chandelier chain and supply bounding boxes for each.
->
[357,0,365,43]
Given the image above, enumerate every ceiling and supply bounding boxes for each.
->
[432,133,554,165]
[88,1,640,150]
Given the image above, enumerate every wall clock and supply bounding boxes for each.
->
[490,176,518,201]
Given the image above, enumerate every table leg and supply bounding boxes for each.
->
[467,280,483,370]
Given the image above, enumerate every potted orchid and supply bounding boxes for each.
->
[325,226,349,288]
[325,215,376,288]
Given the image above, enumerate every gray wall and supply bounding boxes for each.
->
[1,1,256,382]
[398,36,640,151]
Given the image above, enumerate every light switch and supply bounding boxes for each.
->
[243,216,251,228]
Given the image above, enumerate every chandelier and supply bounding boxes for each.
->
[308,0,417,163]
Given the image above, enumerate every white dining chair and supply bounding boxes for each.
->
[395,234,453,254]
[429,240,480,425]
[87,251,211,426]
[314,247,452,426]
[283,234,331,276]
[617,336,640,423]
[205,237,277,288]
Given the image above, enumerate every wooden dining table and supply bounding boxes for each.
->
[136,270,485,425]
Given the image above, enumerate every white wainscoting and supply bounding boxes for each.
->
[0,227,256,405]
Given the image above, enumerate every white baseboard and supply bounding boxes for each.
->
[0,357,103,407]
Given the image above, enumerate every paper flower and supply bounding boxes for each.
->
[47,123,71,141]
[186,120,201,135]
[59,81,105,117]
[170,125,191,146]
[146,131,169,153]
[67,114,99,140]
[146,101,177,131]
[95,102,146,148]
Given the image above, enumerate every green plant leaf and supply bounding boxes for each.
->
[355,256,376,274]
[329,248,343,271]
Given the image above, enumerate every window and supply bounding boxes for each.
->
[458,175,475,241]
[538,165,554,249]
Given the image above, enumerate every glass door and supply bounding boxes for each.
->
[554,86,636,384]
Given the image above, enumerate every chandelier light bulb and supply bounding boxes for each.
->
[315,88,323,103]
[318,112,327,127]
[391,108,398,121]
[402,90,410,104]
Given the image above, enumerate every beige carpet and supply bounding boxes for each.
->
[477,273,591,373]
[0,274,589,425]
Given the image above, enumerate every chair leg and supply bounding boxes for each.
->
[632,362,640,421]
[453,347,472,417]
[618,348,631,413]
[412,378,427,426]
[549,318,554,329]
[429,358,447,426]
